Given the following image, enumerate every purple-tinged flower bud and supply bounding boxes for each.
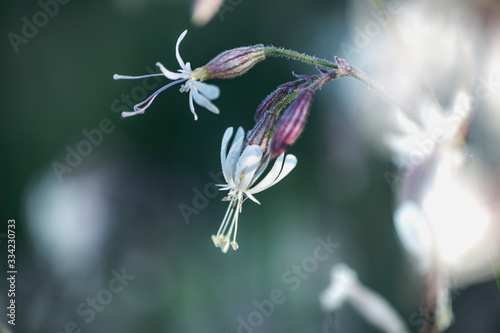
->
[271,89,314,159]
[243,111,279,160]
[254,78,309,122]
[191,45,266,81]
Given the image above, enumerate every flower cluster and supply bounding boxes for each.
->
[115,7,500,332]
[114,30,339,253]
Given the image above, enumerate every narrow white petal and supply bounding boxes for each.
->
[220,127,234,184]
[191,87,220,114]
[246,154,284,195]
[188,91,198,121]
[245,192,261,205]
[176,30,188,70]
[156,62,187,80]
[234,145,263,190]
[193,80,220,100]
[267,154,297,188]
[247,154,297,195]
[223,128,245,186]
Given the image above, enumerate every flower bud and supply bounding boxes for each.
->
[270,89,314,159]
[243,111,279,160]
[191,45,266,81]
[254,78,310,121]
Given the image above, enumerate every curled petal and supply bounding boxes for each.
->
[247,153,297,195]
[223,127,245,187]
[176,30,188,70]
[220,127,234,172]
[156,62,187,80]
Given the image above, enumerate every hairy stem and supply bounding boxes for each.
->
[264,47,338,69]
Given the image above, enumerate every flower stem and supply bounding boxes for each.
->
[264,47,338,69]
[339,59,423,127]
[265,46,421,127]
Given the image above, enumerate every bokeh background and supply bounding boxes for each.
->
[1,0,500,332]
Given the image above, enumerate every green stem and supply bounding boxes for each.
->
[266,45,421,127]
[264,47,338,69]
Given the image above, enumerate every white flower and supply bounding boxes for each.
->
[211,127,297,253]
[320,264,409,333]
[385,90,471,169]
[113,30,220,120]
[394,146,494,284]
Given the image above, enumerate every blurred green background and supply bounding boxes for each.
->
[1,0,499,332]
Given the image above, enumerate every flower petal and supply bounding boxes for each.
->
[223,127,245,187]
[156,62,187,80]
[245,192,261,205]
[268,154,297,187]
[220,127,234,183]
[234,145,263,190]
[176,30,188,70]
[188,91,198,121]
[248,154,297,194]
[250,157,270,187]
[193,80,220,100]
[247,153,284,194]
[191,86,220,114]
[394,202,432,273]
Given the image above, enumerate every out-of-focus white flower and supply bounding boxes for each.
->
[113,30,220,120]
[319,263,408,333]
[212,127,297,253]
[385,90,471,170]
[333,0,482,151]
[394,143,496,286]
[191,0,225,26]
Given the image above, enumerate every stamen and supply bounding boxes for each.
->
[120,79,187,118]
[219,199,238,238]
[113,73,164,80]
[215,197,236,237]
